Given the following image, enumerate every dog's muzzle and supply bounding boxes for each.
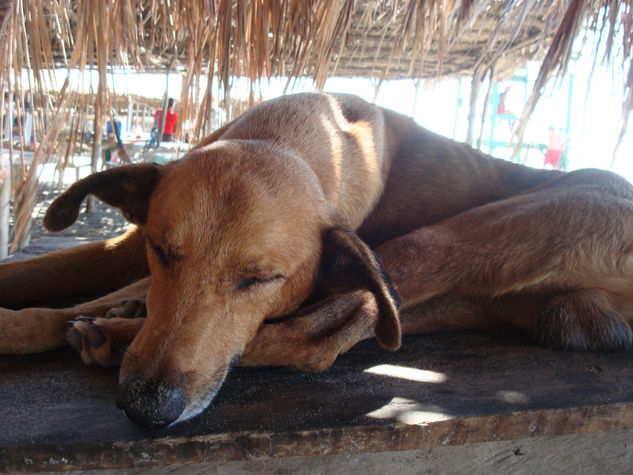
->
[116,376,186,428]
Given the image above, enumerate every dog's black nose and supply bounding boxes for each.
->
[116,376,186,429]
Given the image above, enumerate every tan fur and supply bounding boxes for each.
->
[2,92,633,427]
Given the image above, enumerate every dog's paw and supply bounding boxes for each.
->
[67,316,145,366]
[537,291,632,352]
[242,291,379,371]
[103,299,147,319]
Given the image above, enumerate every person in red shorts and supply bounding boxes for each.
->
[154,98,178,142]
[497,86,513,116]
[544,126,566,169]
[496,86,517,130]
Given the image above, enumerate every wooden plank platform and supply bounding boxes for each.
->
[2,329,633,472]
[3,236,633,472]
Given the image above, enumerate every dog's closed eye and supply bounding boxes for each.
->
[146,237,183,267]
[237,274,286,290]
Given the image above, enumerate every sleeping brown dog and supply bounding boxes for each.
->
[2,92,633,428]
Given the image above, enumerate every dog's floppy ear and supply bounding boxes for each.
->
[43,163,162,231]
[320,228,402,351]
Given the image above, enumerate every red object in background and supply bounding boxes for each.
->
[154,108,178,135]
[544,149,562,168]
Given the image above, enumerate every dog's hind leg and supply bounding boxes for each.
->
[0,226,148,308]
[403,290,633,351]
[374,169,633,350]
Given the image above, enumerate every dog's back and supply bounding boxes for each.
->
[200,92,565,246]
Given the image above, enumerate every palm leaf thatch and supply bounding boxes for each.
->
[0,0,631,253]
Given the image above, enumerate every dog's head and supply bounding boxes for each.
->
[44,140,400,428]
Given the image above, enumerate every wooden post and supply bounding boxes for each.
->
[126,95,132,136]
[452,79,462,140]
[87,99,102,213]
[207,78,214,136]
[156,61,173,147]
[4,95,12,142]
[372,79,381,104]
[131,101,137,131]
[0,91,6,259]
[0,94,13,258]
[0,165,10,259]
[477,65,496,151]
[156,92,168,146]
[466,66,484,146]
[16,177,35,250]
[411,79,421,118]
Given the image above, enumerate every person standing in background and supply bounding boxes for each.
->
[496,86,517,130]
[544,126,567,169]
[154,98,178,142]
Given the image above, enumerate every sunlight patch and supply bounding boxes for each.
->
[364,364,447,383]
[497,390,529,404]
[366,397,451,425]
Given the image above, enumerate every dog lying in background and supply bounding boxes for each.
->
[2,92,633,429]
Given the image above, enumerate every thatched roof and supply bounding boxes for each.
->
[0,0,632,253]
[56,2,553,81]
[0,1,607,81]
[2,1,631,136]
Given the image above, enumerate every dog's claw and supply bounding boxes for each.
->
[76,315,96,322]
[67,319,105,352]
[67,327,83,352]
[65,317,131,367]
[134,302,147,318]
[103,299,147,320]
[104,309,118,319]
[123,299,142,318]
[86,323,107,348]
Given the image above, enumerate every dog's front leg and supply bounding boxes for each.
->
[0,306,78,354]
[0,277,150,356]
[240,290,379,371]
[64,291,378,370]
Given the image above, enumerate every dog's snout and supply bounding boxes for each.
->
[116,376,186,429]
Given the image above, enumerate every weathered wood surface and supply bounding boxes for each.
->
[2,329,633,472]
[64,428,633,474]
